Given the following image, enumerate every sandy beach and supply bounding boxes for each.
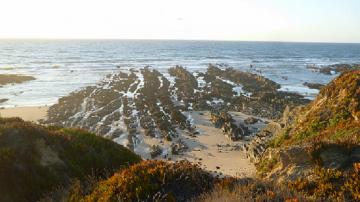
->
[0,106,258,177]
[173,111,266,177]
[0,106,49,122]
[129,111,267,178]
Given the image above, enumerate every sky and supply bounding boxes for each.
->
[0,0,359,43]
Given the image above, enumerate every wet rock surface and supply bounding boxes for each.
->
[150,145,163,158]
[0,98,8,104]
[192,64,309,119]
[303,82,325,90]
[210,111,250,141]
[46,68,192,154]
[170,139,189,155]
[307,63,360,75]
[46,64,308,156]
[244,116,259,124]
[0,74,36,86]
[244,122,282,163]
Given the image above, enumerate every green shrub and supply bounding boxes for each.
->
[0,117,140,202]
[81,160,214,202]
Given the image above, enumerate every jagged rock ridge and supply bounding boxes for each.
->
[46,64,309,154]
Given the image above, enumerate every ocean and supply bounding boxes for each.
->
[0,39,359,108]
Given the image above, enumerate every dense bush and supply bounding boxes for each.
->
[274,70,360,146]
[80,160,214,202]
[289,163,360,201]
[196,178,306,202]
[255,70,360,201]
[0,117,141,202]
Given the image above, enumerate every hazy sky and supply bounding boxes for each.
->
[0,0,359,42]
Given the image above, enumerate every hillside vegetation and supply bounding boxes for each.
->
[255,70,360,201]
[272,70,360,146]
[0,117,140,202]
[70,160,214,202]
[0,70,359,202]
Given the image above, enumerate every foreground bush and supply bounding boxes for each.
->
[289,163,360,201]
[80,160,214,202]
[0,117,141,202]
[196,178,306,202]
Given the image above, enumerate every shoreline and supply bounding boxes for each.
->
[0,106,257,177]
[0,106,49,122]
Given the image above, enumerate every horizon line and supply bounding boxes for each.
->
[0,37,360,44]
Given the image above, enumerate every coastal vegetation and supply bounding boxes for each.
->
[75,160,214,202]
[0,117,140,202]
[0,65,359,201]
[250,70,360,201]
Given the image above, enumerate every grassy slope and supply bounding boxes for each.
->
[255,70,360,200]
[272,70,360,147]
[0,117,141,202]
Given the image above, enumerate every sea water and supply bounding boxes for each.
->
[0,39,359,107]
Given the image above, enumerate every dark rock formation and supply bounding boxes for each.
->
[150,145,163,158]
[244,122,281,163]
[244,117,259,124]
[210,111,250,141]
[0,74,35,86]
[170,139,188,155]
[46,65,310,154]
[198,64,310,119]
[307,63,360,75]
[303,82,325,90]
[0,98,8,103]
[46,68,188,152]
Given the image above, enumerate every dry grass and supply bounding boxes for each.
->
[196,178,307,202]
[78,160,214,202]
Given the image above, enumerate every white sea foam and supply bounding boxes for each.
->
[0,40,351,107]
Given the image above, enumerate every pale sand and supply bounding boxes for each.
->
[174,111,259,178]
[0,106,49,122]
[138,111,268,178]
[0,107,260,177]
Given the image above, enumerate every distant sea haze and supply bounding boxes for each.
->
[0,40,359,107]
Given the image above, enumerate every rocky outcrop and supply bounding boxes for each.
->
[244,116,259,124]
[46,68,190,151]
[244,122,281,163]
[254,70,360,190]
[210,111,251,141]
[194,64,310,119]
[205,64,280,92]
[170,139,188,155]
[258,144,360,183]
[0,74,35,86]
[150,145,162,158]
[303,82,325,90]
[307,63,360,75]
[0,98,8,104]
[46,65,310,156]
[169,65,198,101]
